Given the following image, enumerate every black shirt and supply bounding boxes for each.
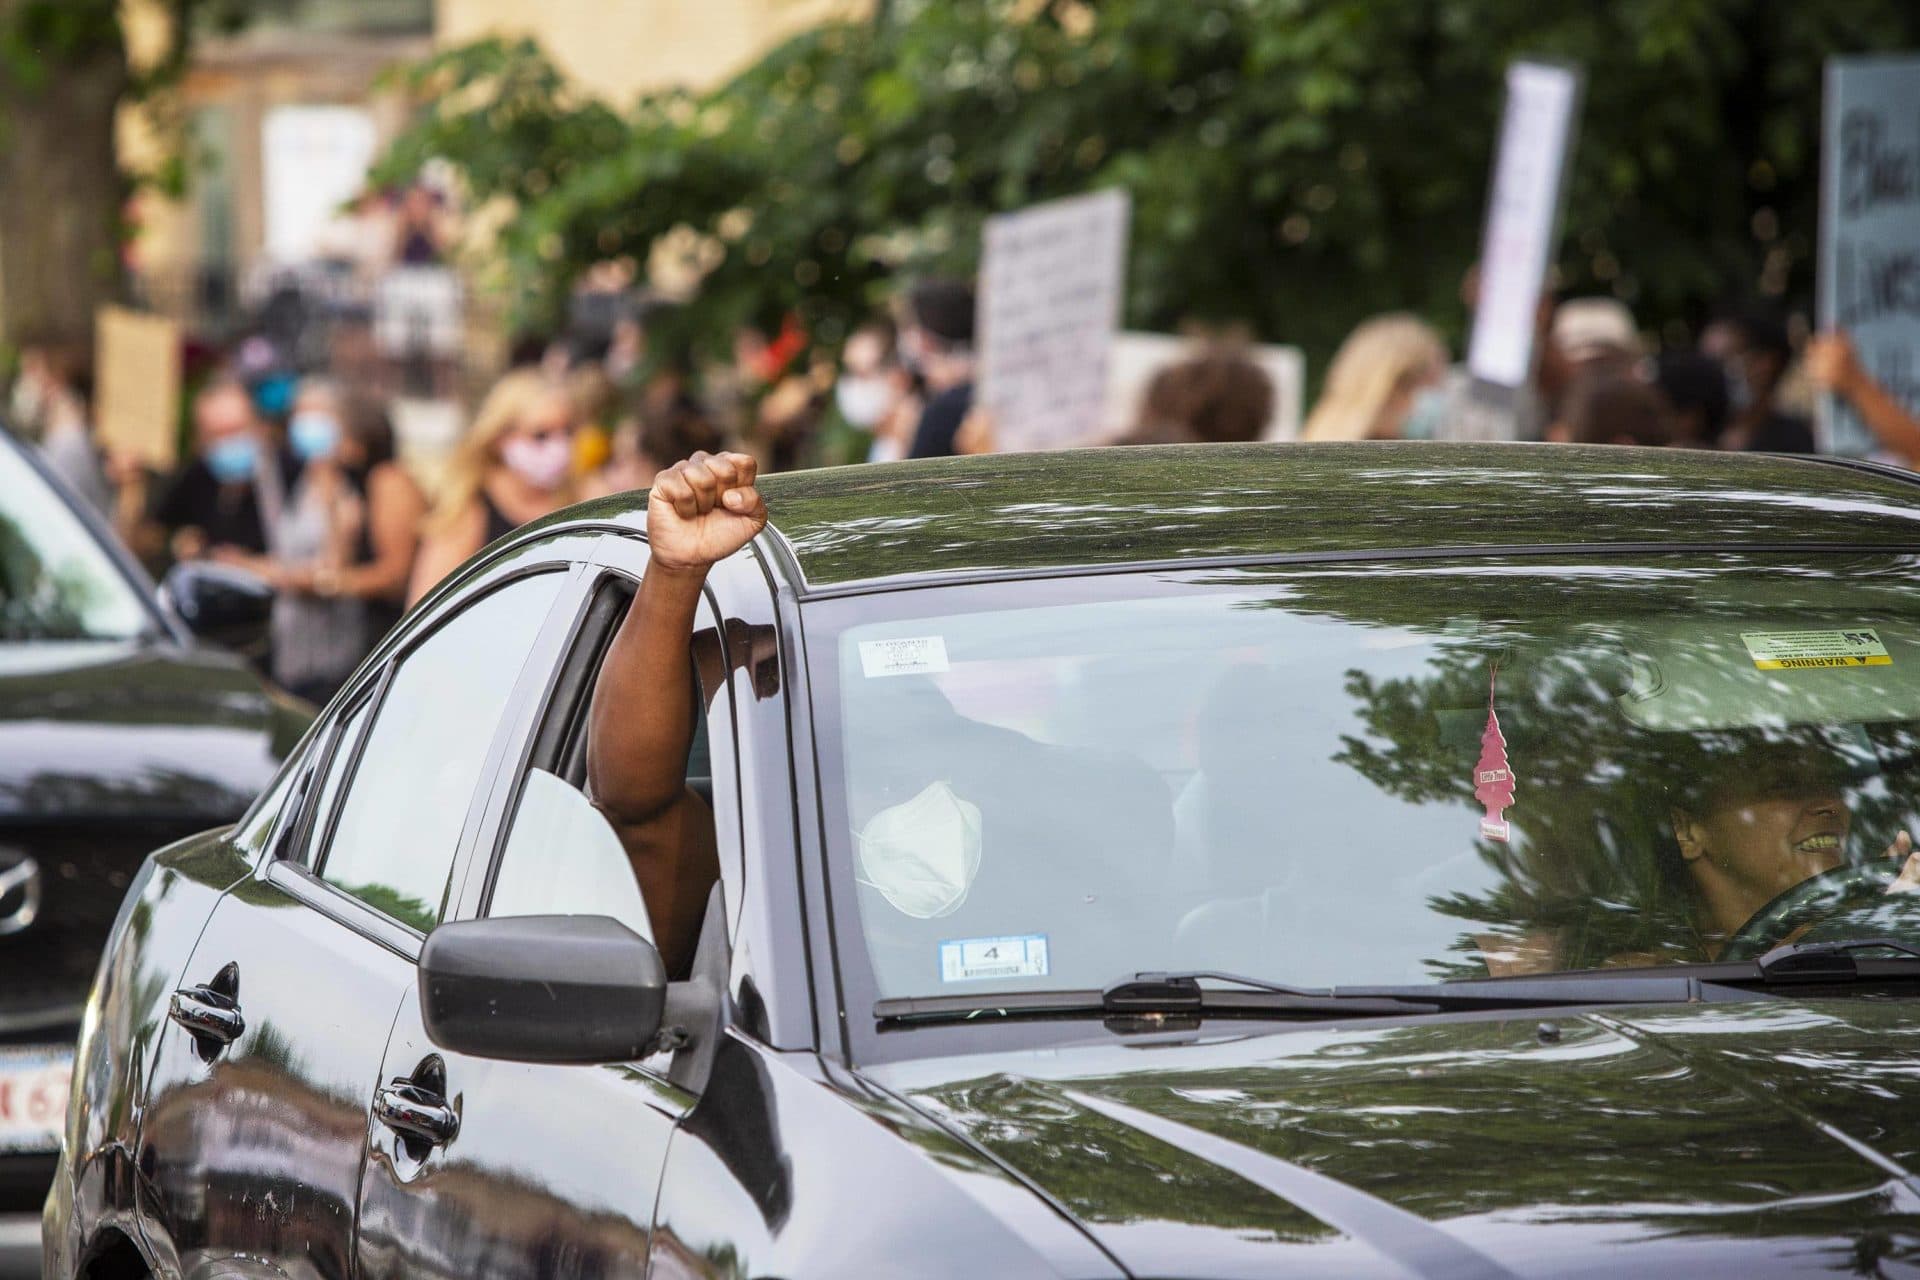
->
[154,452,299,554]
[1744,411,1815,454]
[908,382,975,459]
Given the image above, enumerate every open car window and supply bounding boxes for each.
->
[807,552,1920,1000]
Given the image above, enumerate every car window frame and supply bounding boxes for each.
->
[456,561,732,925]
[247,548,594,960]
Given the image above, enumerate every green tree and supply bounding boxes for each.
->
[0,0,246,353]
[378,0,1920,374]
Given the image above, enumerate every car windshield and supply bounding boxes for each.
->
[0,442,152,641]
[808,552,1920,1001]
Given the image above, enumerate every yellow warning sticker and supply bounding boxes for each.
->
[1740,629,1891,670]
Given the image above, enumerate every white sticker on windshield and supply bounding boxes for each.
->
[860,636,950,678]
[940,934,1049,982]
[1740,629,1890,671]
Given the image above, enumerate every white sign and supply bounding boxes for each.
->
[262,105,378,264]
[980,189,1131,451]
[1818,55,1920,457]
[1104,332,1305,441]
[1466,62,1583,393]
[375,266,464,357]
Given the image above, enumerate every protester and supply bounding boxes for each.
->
[1301,313,1448,442]
[1545,372,1677,447]
[236,379,369,705]
[1116,344,1276,445]
[280,393,426,649]
[1551,298,1642,381]
[1700,304,1813,452]
[828,320,912,465]
[1805,330,1920,467]
[22,350,112,514]
[1651,352,1731,449]
[149,378,293,565]
[901,279,978,458]
[408,368,580,603]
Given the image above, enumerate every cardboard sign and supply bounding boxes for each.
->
[1104,332,1305,441]
[1463,60,1584,436]
[979,189,1131,451]
[1818,54,1920,458]
[94,306,182,467]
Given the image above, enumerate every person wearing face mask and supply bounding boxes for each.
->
[826,321,909,465]
[239,379,369,704]
[1301,313,1449,442]
[900,279,978,459]
[408,369,580,604]
[151,378,294,568]
[1699,304,1814,453]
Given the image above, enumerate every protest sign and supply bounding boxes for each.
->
[94,307,182,467]
[1818,54,1920,457]
[979,189,1130,451]
[1105,332,1305,441]
[1456,60,1583,440]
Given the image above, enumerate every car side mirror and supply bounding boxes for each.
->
[418,914,667,1064]
[160,561,274,655]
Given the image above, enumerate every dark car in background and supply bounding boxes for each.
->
[0,431,307,1272]
[43,443,1920,1278]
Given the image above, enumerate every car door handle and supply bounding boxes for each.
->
[374,1080,459,1147]
[168,985,245,1046]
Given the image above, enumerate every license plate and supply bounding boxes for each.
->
[0,1045,72,1154]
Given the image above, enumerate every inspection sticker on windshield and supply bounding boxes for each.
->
[859,636,950,678]
[940,934,1049,982]
[1740,629,1891,670]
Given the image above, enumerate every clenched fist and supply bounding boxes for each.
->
[647,451,768,575]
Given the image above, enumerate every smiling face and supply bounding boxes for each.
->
[1681,786,1851,901]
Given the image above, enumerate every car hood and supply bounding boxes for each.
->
[868,998,1920,1278]
[0,640,301,822]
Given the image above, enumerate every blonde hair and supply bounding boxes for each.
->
[427,368,576,534]
[1301,313,1448,442]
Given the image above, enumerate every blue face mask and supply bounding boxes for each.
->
[1400,386,1451,441]
[205,435,258,484]
[289,412,341,461]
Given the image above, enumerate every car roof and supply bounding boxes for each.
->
[562,442,1920,594]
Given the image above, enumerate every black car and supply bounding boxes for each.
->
[44,443,1920,1278]
[0,431,305,1272]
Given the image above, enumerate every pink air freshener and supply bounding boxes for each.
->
[1474,664,1515,842]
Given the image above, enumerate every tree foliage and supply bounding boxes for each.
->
[376,0,1920,371]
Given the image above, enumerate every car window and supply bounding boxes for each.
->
[294,693,375,867]
[491,768,652,941]
[320,571,565,932]
[0,441,151,640]
[807,554,1920,1000]
[483,576,713,943]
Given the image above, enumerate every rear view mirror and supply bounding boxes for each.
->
[161,561,274,655]
[419,915,666,1064]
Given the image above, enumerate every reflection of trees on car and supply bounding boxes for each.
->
[1326,611,1920,974]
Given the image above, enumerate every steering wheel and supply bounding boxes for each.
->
[1720,863,1895,961]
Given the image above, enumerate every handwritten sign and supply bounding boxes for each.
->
[1463,61,1583,437]
[979,189,1131,451]
[1818,54,1920,457]
[94,306,182,467]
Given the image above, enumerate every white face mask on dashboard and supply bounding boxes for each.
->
[855,781,982,919]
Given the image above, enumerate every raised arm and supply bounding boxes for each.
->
[1807,331,1920,466]
[586,452,765,966]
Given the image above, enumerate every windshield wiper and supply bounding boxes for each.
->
[874,969,1705,1028]
[1750,938,1920,984]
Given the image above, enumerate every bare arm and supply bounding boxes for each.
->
[1808,331,1920,465]
[335,465,427,602]
[585,452,766,967]
[406,503,485,606]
